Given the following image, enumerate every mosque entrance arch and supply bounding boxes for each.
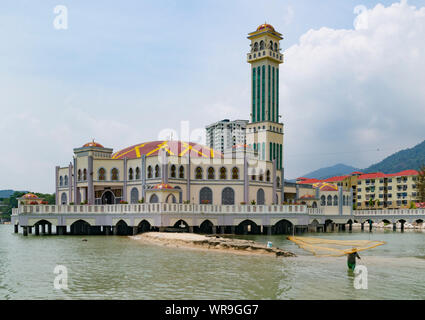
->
[101,190,115,204]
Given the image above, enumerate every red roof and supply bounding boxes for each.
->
[297,178,321,184]
[324,175,348,182]
[351,171,363,175]
[385,170,418,177]
[358,172,386,180]
[358,170,418,180]
[112,141,222,160]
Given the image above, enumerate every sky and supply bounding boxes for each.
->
[1,0,425,193]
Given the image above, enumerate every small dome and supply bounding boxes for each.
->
[83,140,104,148]
[153,183,174,190]
[257,23,275,32]
[22,193,39,199]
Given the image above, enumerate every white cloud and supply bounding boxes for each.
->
[282,1,425,178]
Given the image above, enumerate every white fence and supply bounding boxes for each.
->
[15,204,314,215]
[354,209,425,216]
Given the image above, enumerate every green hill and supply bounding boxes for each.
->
[363,140,425,173]
[300,163,359,180]
[0,190,16,199]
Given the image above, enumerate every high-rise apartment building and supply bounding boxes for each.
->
[205,119,248,153]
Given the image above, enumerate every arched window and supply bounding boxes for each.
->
[269,41,273,50]
[154,165,160,178]
[251,168,256,181]
[260,40,265,50]
[253,42,258,52]
[320,195,326,206]
[327,195,332,206]
[130,187,139,204]
[259,170,264,182]
[207,167,215,179]
[179,166,184,179]
[98,168,106,181]
[83,169,87,181]
[166,194,176,203]
[195,167,203,179]
[333,195,338,206]
[149,194,158,203]
[232,167,239,180]
[59,176,63,186]
[274,43,278,52]
[266,170,271,182]
[64,175,68,186]
[147,166,152,179]
[312,201,318,208]
[128,168,133,180]
[343,195,346,206]
[175,186,182,203]
[277,177,280,188]
[111,168,119,181]
[77,169,82,181]
[170,165,176,178]
[199,187,212,204]
[135,167,140,180]
[61,192,67,205]
[219,167,227,180]
[257,189,265,205]
[221,187,235,205]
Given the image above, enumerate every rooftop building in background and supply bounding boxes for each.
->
[297,170,420,209]
[205,119,248,153]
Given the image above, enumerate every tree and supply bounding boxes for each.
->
[2,191,55,217]
[417,164,425,203]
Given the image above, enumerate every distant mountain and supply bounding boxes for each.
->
[0,190,16,199]
[363,140,425,173]
[300,163,359,180]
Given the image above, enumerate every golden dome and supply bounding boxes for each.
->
[22,193,39,199]
[257,23,275,32]
[83,140,104,148]
[153,183,174,190]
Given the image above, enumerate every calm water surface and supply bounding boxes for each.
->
[0,225,424,299]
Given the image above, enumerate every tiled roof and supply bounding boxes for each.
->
[358,170,418,180]
[313,182,338,191]
[297,178,321,184]
[112,141,223,160]
[324,175,348,182]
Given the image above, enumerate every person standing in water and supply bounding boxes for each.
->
[347,248,361,271]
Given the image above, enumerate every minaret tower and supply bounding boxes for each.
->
[245,23,284,169]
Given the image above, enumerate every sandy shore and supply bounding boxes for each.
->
[130,232,296,257]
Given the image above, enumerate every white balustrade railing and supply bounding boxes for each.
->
[354,209,425,216]
[16,204,310,215]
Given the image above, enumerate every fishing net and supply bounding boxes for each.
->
[287,236,385,257]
